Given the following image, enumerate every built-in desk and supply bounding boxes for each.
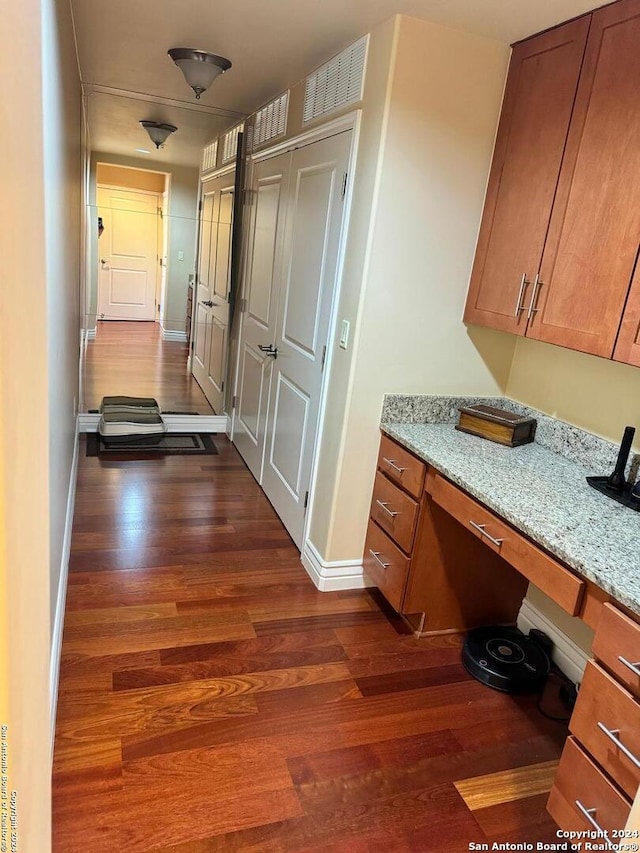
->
[365,395,640,838]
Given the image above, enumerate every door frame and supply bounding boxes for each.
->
[229,109,362,553]
[96,183,165,323]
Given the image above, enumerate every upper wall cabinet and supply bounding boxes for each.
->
[464,0,640,362]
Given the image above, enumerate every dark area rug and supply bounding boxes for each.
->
[86,432,218,458]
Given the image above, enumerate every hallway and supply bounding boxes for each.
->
[52,439,566,851]
[83,321,214,414]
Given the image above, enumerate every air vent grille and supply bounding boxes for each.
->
[303,36,368,124]
[222,125,243,164]
[253,92,289,148]
[202,140,218,173]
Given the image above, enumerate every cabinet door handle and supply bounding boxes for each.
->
[469,520,504,548]
[368,549,390,569]
[526,273,543,321]
[574,801,607,836]
[514,273,531,317]
[376,500,399,518]
[382,457,406,475]
[618,655,640,678]
[597,722,640,770]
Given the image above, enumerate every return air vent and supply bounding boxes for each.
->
[222,124,243,164]
[201,140,218,173]
[303,35,368,124]
[253,92,289,149]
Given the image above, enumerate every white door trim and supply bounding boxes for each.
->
[251,110,362,163]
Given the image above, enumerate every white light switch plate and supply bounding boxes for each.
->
[339,320,350,349]
[178,250,185,261]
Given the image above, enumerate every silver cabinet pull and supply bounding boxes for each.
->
[469,520,504,548]
[382,457,406,475]
[514,273,531,317]
[375,500,399,518]
[597,722,640,770]
[368,550,390,570]
[526,273,543,321]
[574,801,609,838]
[618,655,640,678]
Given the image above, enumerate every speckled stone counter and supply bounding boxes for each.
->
[380,395,640,617]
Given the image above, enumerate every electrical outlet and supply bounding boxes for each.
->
[339,320,350,349]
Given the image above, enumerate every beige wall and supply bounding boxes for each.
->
[88,153,199,337]
[96,163,166,193]
[0,0,81,849]
[507,337,640,450]
[309,15,514,562]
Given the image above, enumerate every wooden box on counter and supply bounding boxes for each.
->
[455,404,536,447]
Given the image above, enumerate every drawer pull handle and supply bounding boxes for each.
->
[574,801,608,837]
[382,457,406,475]
[368,550,390,570]
[597,722,640,770]
[618,655,640,678]
[376,500,399,518]
[469,520,504,548]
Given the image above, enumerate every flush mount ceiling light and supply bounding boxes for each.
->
[140,120,178,149]
[168,48,231,99]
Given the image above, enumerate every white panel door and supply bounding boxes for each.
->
[97,187,159,321]
[233,153,290,480]
[192,173,236,413]
[261,131,351,548]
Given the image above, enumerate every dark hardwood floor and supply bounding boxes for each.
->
[83,320,214,414]
[53,438,567,852]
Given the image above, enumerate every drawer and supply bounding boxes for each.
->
[593,603,640,700]
[377,435,426,499]
[370,471,419,553]
[363,519,410,612]
[547,736,631,834]
[570,661,640,800]
[426,470,584,616]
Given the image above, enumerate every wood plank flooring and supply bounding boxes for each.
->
[83,320,214,414]
[53,438,567,852]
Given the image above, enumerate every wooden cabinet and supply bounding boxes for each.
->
[464,17,589,335]
[465,0,640,362]
[548,603,640,833]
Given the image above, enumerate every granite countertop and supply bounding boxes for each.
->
[380,396,640,617]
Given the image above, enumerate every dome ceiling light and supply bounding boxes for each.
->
[139,120,178,149]
[168,48,232,100]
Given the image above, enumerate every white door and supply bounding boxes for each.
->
[261,132,351,548]
[233,152,290,479]
[97,187,159,321]
[234,131,352,548]
[192,174,235,414]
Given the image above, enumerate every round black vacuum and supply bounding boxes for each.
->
[463,626,551,693]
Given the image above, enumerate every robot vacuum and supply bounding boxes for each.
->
[463,626,551,693]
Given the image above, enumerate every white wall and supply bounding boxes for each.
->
[309,15,515,564]
[0,0,81,849]
[88,152,199,335]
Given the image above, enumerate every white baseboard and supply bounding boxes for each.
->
[50,423,80,760]
[85,327,96,341]
[78,413,227,433]
[161,327,187,343]
[301,540,371,592]
[517,598,590,685]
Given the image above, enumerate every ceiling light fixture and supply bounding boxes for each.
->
[140,120,178,149]
[168,48,231,99]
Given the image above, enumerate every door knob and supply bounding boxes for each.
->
[201,300,216,307]
[258,344,278,359]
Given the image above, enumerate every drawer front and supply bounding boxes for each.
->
[593,603,640,700]
[427,470,584,616]
[570,661,640,800]
[377,435,426,499]
[370,471,419,553]
[363,520,410,612]
[547,736,631,834]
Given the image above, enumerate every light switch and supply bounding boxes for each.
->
[178,250,185,261]
[339,320,350,349]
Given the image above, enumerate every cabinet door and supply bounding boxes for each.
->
[529,0,640,357]
[614,253,640,366]
[464,18,589,334]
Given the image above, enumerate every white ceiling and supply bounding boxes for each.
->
[72,0,599,168]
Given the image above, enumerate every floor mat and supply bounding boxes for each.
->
[86,432,218,458]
